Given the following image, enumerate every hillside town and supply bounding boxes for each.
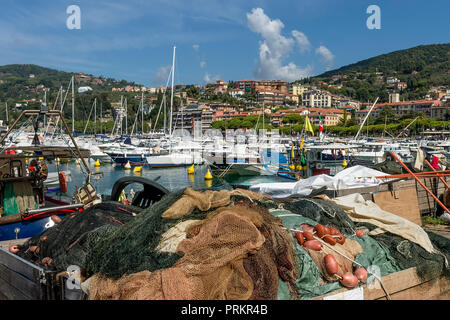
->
[108,76,449,132]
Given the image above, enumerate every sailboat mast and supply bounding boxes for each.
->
[71,76,75,134]
[169,45,176,136]
[100,101,103,135]
[141,92,144,135]
[94,98,97,136]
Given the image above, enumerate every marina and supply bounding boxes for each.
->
[0,0,449,304]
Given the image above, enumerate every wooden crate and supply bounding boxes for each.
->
[0,247,57,300]
[313,267,450,300]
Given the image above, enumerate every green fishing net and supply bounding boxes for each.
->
[17,202,142,272]
[355,222,450,280]
[270,209,401,299]
[86,188,213,279]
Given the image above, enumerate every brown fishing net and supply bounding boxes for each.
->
[161,187,266,219]
[304,239,363,282]
[89,210,265,300]
[87,194,301,300]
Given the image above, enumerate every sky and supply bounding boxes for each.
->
[0,0,448,87]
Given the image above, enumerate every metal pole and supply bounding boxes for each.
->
[390,151,450,214]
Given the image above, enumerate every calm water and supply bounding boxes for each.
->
[46,160,292,199]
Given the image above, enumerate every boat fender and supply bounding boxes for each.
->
[59,172,68,193]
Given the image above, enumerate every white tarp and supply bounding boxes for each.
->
[333,193,440,255]
[250,165,392,198]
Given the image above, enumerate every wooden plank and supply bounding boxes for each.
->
[375,277,450,300]
[0,263,41,299]
[372,188,422,225]
[0,276,35,300]
[0,248,43,281]
[313,267,448,300]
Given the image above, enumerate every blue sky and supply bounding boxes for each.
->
[0,0,448,87]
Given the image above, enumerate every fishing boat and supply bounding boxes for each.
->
[0,108,97,241]
[0,107,167,242]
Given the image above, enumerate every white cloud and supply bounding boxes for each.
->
[316,45,335,70]
[193,44,200,51]
[203,73,220,83]
[200,61,206,68]
[291,30,311,53]
[246,8,312,82]
[203,73,211,83]
[152,65,171,85]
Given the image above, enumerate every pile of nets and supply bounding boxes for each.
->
[85,188,300,300]
[14,187,450,300]
[17,201,142,272]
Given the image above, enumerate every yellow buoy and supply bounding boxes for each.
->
[295,164,302,171]
[204,169,213,180]
[302,165,307,171]
[133,166,142,173]
[94,159,101,167]
[187,164,195,174]
[38,157,44,161]
[289,164,295,171]
[205,179,212,188]
[342,158,348,168]
[124,161,131,170]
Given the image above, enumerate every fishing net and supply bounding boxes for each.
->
[86,188,269,280]
[271,208,401,300]
[16,201,141,272]
[88,199,299,300]
[282,197,357,235]
[355,221,450,280]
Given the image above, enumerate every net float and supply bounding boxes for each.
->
[328,227,340,235]
[324,254,338,275]
[9,244,20,254]
[323,235,337,246]
[340,272,359,288]
[356,230,365,238]
[303,231,315,241]
[303,240,322,251]
[313,224,327,238]
[294,231,305,246]
[354,268,368,282]
[335,233,346,245]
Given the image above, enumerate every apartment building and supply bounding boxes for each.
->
[236,80,256,92]
[270,108,344,127]
[256,90,285,106]
[257,80,288,94]
[355,99,443,123]
[302,89,332,108]
[289,84,307,96]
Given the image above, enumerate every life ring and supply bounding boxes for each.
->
[316,163,324,169]
[59,172,68,193]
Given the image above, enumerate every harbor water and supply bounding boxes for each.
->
[46,160,293,199]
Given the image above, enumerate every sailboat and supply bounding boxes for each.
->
[146,46,205,167]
